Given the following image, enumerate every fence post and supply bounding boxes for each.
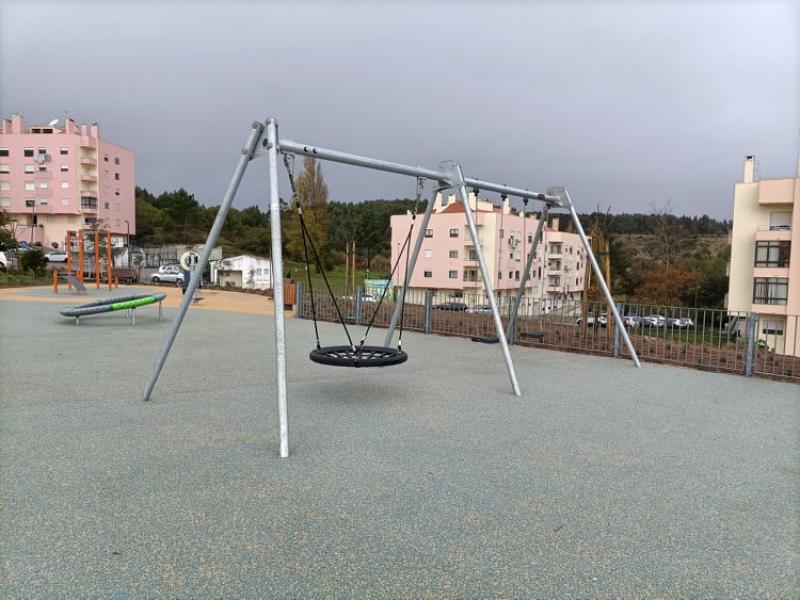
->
[612,302,623,358]
[295,281,303,318]
[424,290,433,334]
[355,286,363,326]
[744,312,757,377]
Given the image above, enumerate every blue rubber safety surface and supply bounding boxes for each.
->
[1,297,798,597]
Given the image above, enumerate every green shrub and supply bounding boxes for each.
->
[21,248,47,274]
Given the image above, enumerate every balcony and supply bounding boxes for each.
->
[80,157,97,166]
[757,179,795,205]
[80,174,98,183]
[755,225,792,241]
[80,135,97,148]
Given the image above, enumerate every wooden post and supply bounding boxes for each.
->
[95,230,100,289]
[65,232,73,290]
[77,230,84,283]
[106,230,113,291]
[53,269,58,293]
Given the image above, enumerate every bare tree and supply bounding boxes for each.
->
[650,199,685,268]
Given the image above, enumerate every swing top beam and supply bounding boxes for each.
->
[274,139,563,208]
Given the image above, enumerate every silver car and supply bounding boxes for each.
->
[150,265,184,284]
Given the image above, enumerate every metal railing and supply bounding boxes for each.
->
[296,283,799,384]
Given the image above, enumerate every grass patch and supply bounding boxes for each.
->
[0,271,52,287]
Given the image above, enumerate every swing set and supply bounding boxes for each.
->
[142,118,641,458]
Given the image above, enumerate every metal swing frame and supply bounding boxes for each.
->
[142,118,641,458]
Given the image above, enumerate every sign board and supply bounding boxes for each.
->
[364,279,393,299]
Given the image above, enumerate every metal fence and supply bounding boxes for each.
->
[296,284,800,384]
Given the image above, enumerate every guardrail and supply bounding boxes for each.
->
[295,284,799,384]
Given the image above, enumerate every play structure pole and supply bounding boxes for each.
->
[95,230,100,289]
[77,230,84,283]
[142,122,265,403]
[65,232,72,290]
[506,205,548,342]
[384,184,446,347]
[441,161,521,396]
[106,230,113,291]
[53,269,58,293]
[549,186,641,367]
[266,118,289,459]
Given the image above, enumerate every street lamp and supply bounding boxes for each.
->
[123,219,130,267]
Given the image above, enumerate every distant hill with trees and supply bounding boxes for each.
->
[134,162,730,308]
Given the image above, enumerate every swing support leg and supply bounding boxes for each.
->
[266,118,290,458]
[384,184,447,347]
[506,205,548,342]
[142,123,265,402]
[441,161,522,396]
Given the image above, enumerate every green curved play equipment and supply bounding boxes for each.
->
[60,293,167,325]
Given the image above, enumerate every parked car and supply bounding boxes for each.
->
[468,305,493,314]
[150,264,185,284]
[622,315,641,327]
[576,313,606,326]
[642,314,666,327]
[667,317,695,328]
[434,301,468,311]
[0,251,6,271]
[44,250,68,262]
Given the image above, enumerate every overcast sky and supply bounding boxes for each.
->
[1,1,798,218]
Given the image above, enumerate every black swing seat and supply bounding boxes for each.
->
[309,345,408,368]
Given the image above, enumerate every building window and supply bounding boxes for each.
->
[114,172,120,180]
[754,241,790,268]
[103,155,109,162]
[528,234,533,243]
[38,198,48,205]
[448,270,458,279]
[38,181,48,189]
[114,157,120,165]
[498,272,502,279]
[84,217,97,226]
[25,198,35,207]
[0,197,9,207]
[769,212,791,231]
[424,249,433,258]
[24,164,35,173]
[38,164,47,172]
[761,319,784,336]
[37,147,46,155]
[753,277,789,305]
[60,147,69,155]
[115,190,120,196]
[449,228,459,238]
[104,202,110,209]
[24,148,34,157]
[423,270,432,278]
[60,164,69,172]
[508,271,513,279]
[0,164,8,173]
[449,250,458,259]
[61,198,69,206]
[61,181,69,189]
[0,181,9,191]
[81,197,98,210]
[425,228,433,238]
[0,148,8,157]
[24,182,35,191]
[515,271,520,280]
[499,229,504,239]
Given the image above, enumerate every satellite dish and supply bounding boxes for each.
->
[48,118,59,127]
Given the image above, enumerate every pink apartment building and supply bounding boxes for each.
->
[391,192,588,311]
[0,114,135,248]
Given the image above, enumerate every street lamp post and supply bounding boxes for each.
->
[123,220,130,267]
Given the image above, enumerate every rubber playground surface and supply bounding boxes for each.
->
[1,286,798,597]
